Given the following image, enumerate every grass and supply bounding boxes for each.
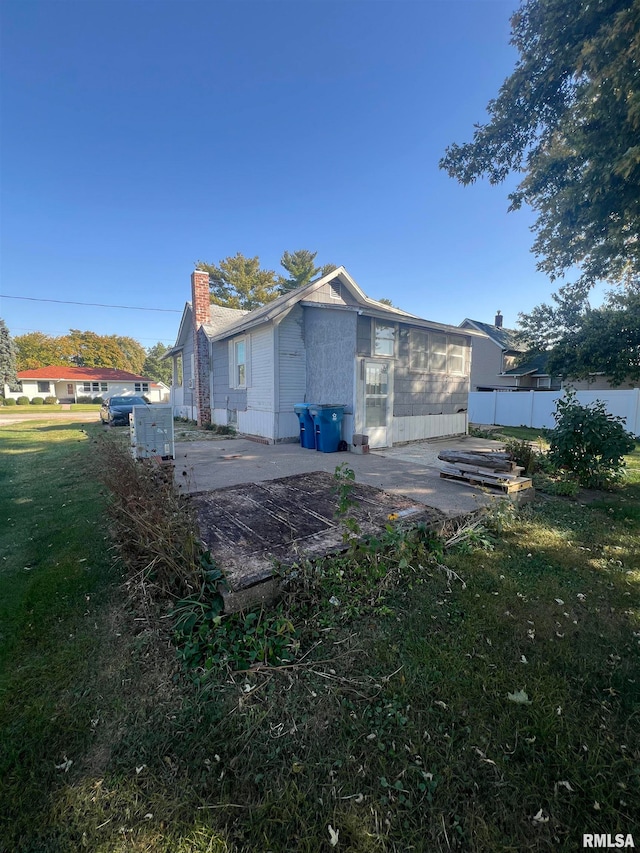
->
[0,403,101,412]
[1,422,639,852]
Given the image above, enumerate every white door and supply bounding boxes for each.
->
[363,360,392,448]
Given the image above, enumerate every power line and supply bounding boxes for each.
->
[0,294,182,313]
[8,325,174,344]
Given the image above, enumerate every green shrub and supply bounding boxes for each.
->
[77,396,93,404]
[549,390,636,488]
[3,397,17,406]
[16,396,30,406]
[92,396,103,404]
[30,397,45,405]
[502,437,543,475]
[44,396,58,405]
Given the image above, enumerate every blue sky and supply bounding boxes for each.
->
[2,0,569,348]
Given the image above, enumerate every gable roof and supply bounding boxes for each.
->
[501,353,551,377]
[163,301,248,358]
[17,366,153,382]
[460,318,524,352]
[205,266,471,343]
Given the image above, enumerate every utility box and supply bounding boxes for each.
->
[293,403,316,449]
[309,404,345,453]
[131,404,175,460]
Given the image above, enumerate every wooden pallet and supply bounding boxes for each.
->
[439,464,533,494]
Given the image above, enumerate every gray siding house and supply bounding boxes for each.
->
[460,315,561,392]
[166,267,474,448]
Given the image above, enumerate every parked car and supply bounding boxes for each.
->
[100,396,150,426]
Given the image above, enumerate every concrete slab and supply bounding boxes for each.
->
[175,435,506,518]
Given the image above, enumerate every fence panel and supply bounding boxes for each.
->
[469,389,640,437]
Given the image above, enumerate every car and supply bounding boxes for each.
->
[100,396,150,426]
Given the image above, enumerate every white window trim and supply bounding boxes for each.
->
[372,320,396,358]
[409,329,469,376]
[228,336,251,390]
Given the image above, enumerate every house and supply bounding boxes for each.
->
[460,313,561,391]
[3,367,168,403]
[164,267,476,448]
[461,313,638,392]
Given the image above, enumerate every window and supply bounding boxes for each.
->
[430,334,447,373]
[37,381,50,394]
[409,331,429,371]
[229,337,248,389]
[134,382,149,393]
[373,321,395,357]
[82,382,91,392]
[447,336,466,374]
[409,330,467,375]
[100,382,108,392]
[235,340,246,387]
[92,382,100,392]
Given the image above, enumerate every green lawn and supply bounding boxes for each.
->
[0,403,101,412]
[1,421,638,852]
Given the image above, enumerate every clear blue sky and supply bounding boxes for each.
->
[2,0,567,349]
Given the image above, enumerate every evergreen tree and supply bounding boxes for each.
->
[0,319,18,391]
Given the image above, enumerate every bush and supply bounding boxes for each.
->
[92,396,103,405]
[77,396,93,404]
[30,397,44,405]
[44,396,58,405]
[502,437,543,475]
[549,390,636,488]
[16,396,30,406]
[3,397,17,406]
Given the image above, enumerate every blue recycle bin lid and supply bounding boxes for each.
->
[294,403,311,412]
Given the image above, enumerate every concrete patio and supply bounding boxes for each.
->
[175,434,511,606]
[175,434,508,518]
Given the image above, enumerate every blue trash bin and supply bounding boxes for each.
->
[309,404,345,453]
[294,403,316,449]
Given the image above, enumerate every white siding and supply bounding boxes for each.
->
[247,325,274,411]
[392,412,468,444]
[238,409,275,440]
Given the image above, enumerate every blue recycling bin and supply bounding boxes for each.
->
[294,403,316,449]
[309,404,345,453]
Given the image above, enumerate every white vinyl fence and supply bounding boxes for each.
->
[469,389,640,438]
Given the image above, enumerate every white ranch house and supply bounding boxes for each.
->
[5,367,169,403]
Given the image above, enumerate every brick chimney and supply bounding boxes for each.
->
[494,310,503,328]
[191,269,212,426]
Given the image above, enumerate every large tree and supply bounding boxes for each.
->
[440,0,640,292]
[0,319,18,390]
[519,284,640,386]
[278,250,336,294]
[15,330,148,374]
[143,342,172,385]
[196,254,280,310]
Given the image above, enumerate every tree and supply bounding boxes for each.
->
[278,250,336,294]
[113,336,147,374]
[520,284,640,386]
[0,319,18,390]
[15,331,68,370]
[440,0,640,292]
[196,254,280,310]
[143,342,172,385]
[15,330,148,374]
[377,298,394,307]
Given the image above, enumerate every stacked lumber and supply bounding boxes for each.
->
[437,450,533,494]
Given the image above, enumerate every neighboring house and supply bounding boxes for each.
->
[3,367,167,403]
[164,267,476,448]
[461,314,638,392]
[460,314,561,391]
